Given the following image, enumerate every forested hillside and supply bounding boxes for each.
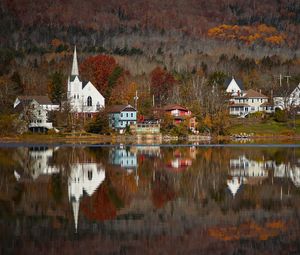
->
[0,0,300,134]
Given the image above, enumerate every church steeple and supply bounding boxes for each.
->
[71,46,79,76]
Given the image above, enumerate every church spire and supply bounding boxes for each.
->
[72,200,79,233]
[71,46,79,76]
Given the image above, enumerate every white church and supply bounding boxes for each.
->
[67,46,105,116]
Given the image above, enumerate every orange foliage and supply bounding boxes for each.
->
[208,220,286,241]
[257,24,276,34]
[264,35,284,45]
[208,24,285,45]
[51,38,63,48]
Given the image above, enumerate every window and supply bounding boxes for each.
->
[121,113,123,117]
[87,96,92,106]
[88,170,93,180]
[74,95,76,99]
[126,113,128,117]
[131,113,133,117]
[77,95,79,99]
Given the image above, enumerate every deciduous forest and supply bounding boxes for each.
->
[0,0,300,134]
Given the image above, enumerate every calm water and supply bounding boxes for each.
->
[1,144,300,255]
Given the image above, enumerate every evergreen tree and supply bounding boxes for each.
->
[48,71,65,106]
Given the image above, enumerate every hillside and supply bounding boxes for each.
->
[1,0,300,54]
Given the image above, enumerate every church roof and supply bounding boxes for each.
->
[70,74,90,89]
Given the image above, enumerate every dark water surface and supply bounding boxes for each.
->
[1,144,300,255]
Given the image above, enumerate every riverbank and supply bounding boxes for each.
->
[0,132,300,145]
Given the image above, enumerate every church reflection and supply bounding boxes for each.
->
[68,162,105,232]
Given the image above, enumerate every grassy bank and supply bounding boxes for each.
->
[228,118,300,136]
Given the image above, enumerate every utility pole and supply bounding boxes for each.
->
[152,94,155,107]
[278,74,283,87]
[134,90,139,110]
[285,75,291,86]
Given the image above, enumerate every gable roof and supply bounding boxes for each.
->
[224,77,244,90]
[107,104,137,113]
[243,89,268,98]
[17,95,53,105]
[273,83,300,97]
[163,104,189,112]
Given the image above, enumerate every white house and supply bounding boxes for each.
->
[273,83,300,110]
[28,146,60,180]
[229,89,272,117]
[225,77,244,96]
[68,162,106,232]
[13,96,59,131]
[67,47,105,116]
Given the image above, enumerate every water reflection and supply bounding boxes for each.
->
[227,154,300,197]
[68,161,105,232]
[1,145,300,254]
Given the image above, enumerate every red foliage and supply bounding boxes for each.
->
[80,54,119,98]
[80,184,117,221]
[150,67,175,105]
[151,172,175,208]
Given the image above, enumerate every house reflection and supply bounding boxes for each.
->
[109,146,138,170]
[228,155,300,197]
[228,155,268,197]
[26,146,60,180]
[165,149,193,173]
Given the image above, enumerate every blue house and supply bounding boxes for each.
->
[109,147,138,170]
[108,104,137,133]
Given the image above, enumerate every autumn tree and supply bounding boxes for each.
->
[80,55,124,101]
[150,67,176,106]
[48,71,65,106]
[86,108,110,134]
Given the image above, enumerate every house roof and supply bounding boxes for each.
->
[244,89,268,98]
[107,104,137,113]
[163,104,189,112]
[260,101,273,107]
[273,83,300,97]
[224,77,244,90]
[17,95,53,105]
[229,103,250,107]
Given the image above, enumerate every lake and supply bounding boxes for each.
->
[1,143,300,254]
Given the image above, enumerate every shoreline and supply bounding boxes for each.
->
[0,133,300,145]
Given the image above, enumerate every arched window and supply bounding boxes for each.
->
[88,170,93,180]
[87,96,92,106]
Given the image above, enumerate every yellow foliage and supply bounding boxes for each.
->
[203,115,212,129]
